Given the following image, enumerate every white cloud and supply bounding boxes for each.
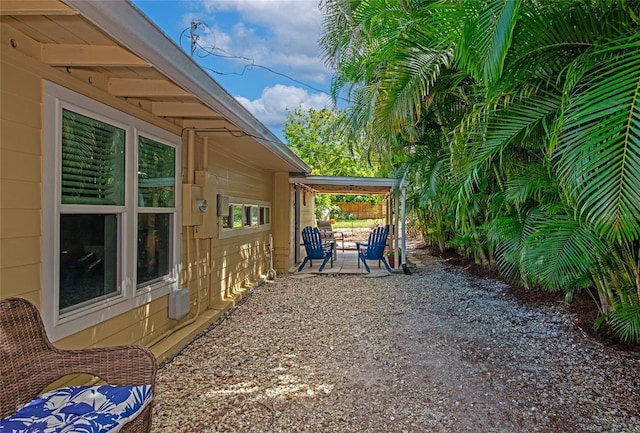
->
[180,1,334,136]
[193,0,329,83]
[236,84,332,127]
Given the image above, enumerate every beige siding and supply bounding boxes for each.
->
[1,117,41,155]
[1,209,41,239]
[0,35,43,300]
[0,19,298,363]
[1,264,41,298]
[198,141,273,307]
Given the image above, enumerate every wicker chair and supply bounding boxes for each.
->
[0,297,157,432]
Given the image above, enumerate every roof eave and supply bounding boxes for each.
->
[61,0,310,174]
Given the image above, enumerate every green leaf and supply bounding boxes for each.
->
[554,44,640,243]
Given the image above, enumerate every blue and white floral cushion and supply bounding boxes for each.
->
[0,384,152,433]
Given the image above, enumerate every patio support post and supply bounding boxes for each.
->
[401,186,407,268]
[394,192,400,260]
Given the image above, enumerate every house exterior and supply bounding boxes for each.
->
[0,0,314,363]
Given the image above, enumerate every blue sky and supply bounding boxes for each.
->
[131,0,335,141]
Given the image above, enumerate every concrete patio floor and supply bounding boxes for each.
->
[289,248,399,277]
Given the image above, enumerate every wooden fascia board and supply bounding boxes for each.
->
[0,1,78,15]
[182,119,235,129]
[151,102,220,118]
[41,43,151,67]
[108,78,190,97]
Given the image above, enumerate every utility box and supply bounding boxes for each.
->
[168,289,190,320]
[182,184,203,226]
[194,170,217,238]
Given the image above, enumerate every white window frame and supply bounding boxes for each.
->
[43,81,181,342]
[218,195,271,239]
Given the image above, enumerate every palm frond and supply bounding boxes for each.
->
[601,300,640,343]
[553,43,640,243]
[503,162,559,206]
[456,0,521,85]
[521,210,607,292]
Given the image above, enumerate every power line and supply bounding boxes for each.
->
[180,22,350,104]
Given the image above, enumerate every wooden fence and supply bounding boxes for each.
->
[335,202,385,220]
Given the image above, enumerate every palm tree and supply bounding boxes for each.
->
[320,0,640,342]
[461,0,640,340]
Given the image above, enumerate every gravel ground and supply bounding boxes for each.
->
[152,251,640,432]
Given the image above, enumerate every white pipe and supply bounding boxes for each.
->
[147,226,201,348]
[394,193,400,260]
[187,129,195,183]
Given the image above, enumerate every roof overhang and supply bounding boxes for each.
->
[0,0,310,174]
[290,176,407,195]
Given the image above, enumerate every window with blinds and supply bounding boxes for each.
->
[137,136,176,286]
[61,109,125,206]
[44,81,181,341]
[138,136,175,208]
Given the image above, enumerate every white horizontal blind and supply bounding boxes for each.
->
[137,136,175,208]
[61,109,125,205]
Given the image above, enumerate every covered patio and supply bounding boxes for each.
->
[290,175,409,272]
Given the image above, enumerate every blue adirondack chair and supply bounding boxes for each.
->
[356,226,392,273]
[298,226,334,272]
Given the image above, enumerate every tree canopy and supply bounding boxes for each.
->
[284,107,379,178]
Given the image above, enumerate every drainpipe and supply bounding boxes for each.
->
[147,130,202,350]
[394,192,400,258]
[294,184,300,264]
[187,129,195,183]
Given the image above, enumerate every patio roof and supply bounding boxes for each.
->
[290,176,407,195]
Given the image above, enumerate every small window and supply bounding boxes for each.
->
[232,204,243,228]
[260,207,271,225]
[222,206,233,229]
[244,205,259,227]
[218,195,271,237]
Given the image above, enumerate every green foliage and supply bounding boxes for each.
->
[597,293,640,343]
[285,106,386,218]
[284,107,379,178]
[320,0,640,343]
[329,204,342,220]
